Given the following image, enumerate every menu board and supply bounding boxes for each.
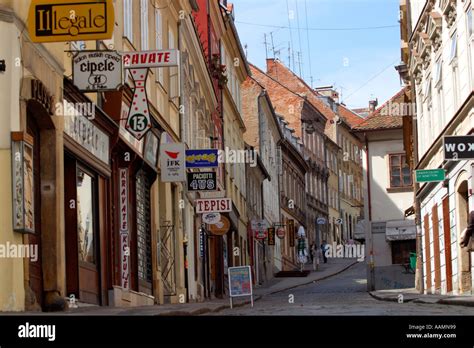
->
[228,266,252,297]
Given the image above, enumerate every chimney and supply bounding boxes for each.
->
[369,98,378,113]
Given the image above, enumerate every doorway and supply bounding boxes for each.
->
[455,176,471,293]
[64,153,101,304]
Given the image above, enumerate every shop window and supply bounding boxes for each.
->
[77,168,96,264]
[391,240,416,265]
[389,154,412,188]
[136,170,152,284]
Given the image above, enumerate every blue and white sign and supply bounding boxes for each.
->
[317,217,327,225]
[185,149,218,168]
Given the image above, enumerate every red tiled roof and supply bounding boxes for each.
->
[353,88,408,131]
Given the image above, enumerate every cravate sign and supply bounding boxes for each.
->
[122,50,179,140]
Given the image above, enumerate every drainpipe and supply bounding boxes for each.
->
[364,134,375,291]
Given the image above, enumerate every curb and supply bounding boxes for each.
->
[369,292,474,308]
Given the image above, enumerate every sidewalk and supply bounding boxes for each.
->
[369,288,474,307]
[11,258,358,316]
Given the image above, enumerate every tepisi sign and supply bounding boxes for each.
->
[195,198,232,214]
[160,143,186,183]
[444,135,474,160]
[415,169,446,183]
[73,51,122,92]
[122,50,179,140]
[28,0,114,43]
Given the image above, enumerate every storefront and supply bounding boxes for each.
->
[62,79,117,306]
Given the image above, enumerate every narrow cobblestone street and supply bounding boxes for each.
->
[211,263,474,315]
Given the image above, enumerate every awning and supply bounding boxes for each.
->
[385,220,416,241]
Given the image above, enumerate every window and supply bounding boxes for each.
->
[389,154,412,188]
[450,33,457,64]
[123,0,133,42]
[140,0,149,50]
[136,170,152,285]
[434,59,442,86]
[467,7,473,38]
[391,240,416,265]
[169,29,179,101]
[155,9,164,85]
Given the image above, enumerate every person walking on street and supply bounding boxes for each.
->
[321,240,328,264]
[312,244,321,271]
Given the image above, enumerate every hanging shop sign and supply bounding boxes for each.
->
[317,217,327,225]
[143,132,159,168]
[185,149,219,168]
[122,50,180,69]
[122,50,180,140]
[72,50,122,92]
[208,215,231,236]
[267,228,276,246]
[28,0,115,43]
[11,132,35,234]
[228,266,254,309]
[119,102,144,155]
[187,171,217,192]
[63,110,110,165]
[195,198,232,214]
[277,227,285,239]
[160,143,186,182]
[288,219,295,247]
[255,230,267,240]
[202,212,221,225]
[335,218,344,225]
[251,219,267,232]
[444,135,474,160]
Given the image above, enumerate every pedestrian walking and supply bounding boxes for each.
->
[321,240,328,264]
[311,244,321,271]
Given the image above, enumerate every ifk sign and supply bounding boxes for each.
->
[444,135,474,160]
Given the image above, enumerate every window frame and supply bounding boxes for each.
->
[388,153,413,188]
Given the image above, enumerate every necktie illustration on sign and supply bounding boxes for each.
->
[125,68,152,140]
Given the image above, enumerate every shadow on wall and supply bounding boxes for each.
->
[374,265,415,290]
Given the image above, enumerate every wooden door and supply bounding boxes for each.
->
[27,115,43,306]
[432,205,441,292]
[442,196,453,293]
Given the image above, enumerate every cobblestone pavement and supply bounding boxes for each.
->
[210,262,474,315]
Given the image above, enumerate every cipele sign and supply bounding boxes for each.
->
[195,198,232,214]
[28,0,114,43]
[122,50,179,69]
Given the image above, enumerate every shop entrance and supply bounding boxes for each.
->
[26,114,43,308]
[64,153,101,304]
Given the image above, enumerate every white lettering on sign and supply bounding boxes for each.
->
[122,49,179,69]
[195,198,232,214]
[119,168,128,232]
[121,233,130,290]
[445,143,474,152]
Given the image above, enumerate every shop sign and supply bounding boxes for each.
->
[267,227,275,246]
[11,133,35,234]
[63,111,110,165]
[120,233,130,290]
[195,198,232,214]
[208,216,230,236]
[444,135,474,160]
[187,172,217,192]
[122,50,180,69]
[185,149,218,168]
[143,132,159,168]
[119,102,144,155]
[228,266,254,309]
[160,143,186,182]
[251,219,267,232]
[317,217,327,225]
[202,212,221,225]
[28,0,115,43]
[31,79,54,115]
[72,50,122,91]
[277,227,285,239]
[255,230,267,240]
[119,168,129,232]
[122,50,179,140]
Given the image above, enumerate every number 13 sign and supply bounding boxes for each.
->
[122,50,180,140]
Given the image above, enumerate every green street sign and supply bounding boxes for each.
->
[415,169,446,183]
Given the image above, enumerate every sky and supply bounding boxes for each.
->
[232,0,403,109]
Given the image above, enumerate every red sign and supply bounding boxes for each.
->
[121,233,129,290]
[123,49,179,69]
[255,230,267,240]
[195,198,232,214]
